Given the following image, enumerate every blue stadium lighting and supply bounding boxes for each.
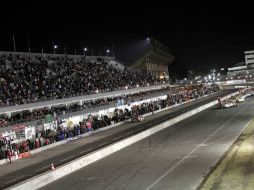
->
[54,45,58,49]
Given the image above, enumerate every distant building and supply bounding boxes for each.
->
[130,38,174,80]
[227,62,248,76]
[245,50,254,66]
[227,50,254,77]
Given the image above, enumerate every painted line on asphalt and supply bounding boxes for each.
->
[86,177,103,180]
[59,155,75,162]
[80,148,93,154]
[176,155,197,159]
[113,136,122,141]
[35,165,51,172]
[4,176,24,184]
[97,142,109,147]
[146,103,248,190]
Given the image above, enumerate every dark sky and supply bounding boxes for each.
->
[0,3,253,76]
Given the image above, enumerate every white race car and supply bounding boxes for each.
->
[222,101,237,108]
[238,96,245,102]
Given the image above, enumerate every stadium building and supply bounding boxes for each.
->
[129,38,174,80]
[227,50,254,77]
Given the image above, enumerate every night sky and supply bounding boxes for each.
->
[0,3,253,77]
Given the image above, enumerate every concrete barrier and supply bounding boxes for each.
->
[6,91,240,190]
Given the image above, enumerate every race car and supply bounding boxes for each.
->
[131,115,144,122]
[237,96,245,103]
[221,100,237,108]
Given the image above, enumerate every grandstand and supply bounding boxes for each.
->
[0,51,172,131]
[0,51,159,108]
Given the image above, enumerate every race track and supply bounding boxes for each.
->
[40,96,254,190]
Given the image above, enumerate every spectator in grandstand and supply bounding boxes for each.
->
[0,54,157,107]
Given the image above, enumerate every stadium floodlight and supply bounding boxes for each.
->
[136,84,139,87]
[147,83,150,86]
[53,45,58,54]
[95,89,99,93]
[106,49,110,53]
[84,48,87,56]
[125,86,128,89]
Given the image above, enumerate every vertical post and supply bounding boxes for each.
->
[26,26,31,52]
[111,41,115,57]
[12,34,16,52]
[41,46,44,54]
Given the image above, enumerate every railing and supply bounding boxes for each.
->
[0,90,171,133]
[0,82,170,115]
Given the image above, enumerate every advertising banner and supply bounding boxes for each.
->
[44,114,53,124]
[25,127,35,139]
[11,124,26,132]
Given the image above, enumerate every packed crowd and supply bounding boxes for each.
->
[0,85,218,128]
[0,54,158,107]
[0,85,220,160]
[0,87,172,127]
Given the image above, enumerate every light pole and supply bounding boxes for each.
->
[106,49,110,57]
[53,45,58,54]
[84,47,87,56]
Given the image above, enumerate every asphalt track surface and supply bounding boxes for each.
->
[41,94,254,190]
[0,90,235,189]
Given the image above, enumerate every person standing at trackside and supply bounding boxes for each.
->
[218,97,222,108]
[7,148,12,163]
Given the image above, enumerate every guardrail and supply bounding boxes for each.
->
[0,83,170,115]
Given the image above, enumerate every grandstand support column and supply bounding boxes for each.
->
[12,34,16,52]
